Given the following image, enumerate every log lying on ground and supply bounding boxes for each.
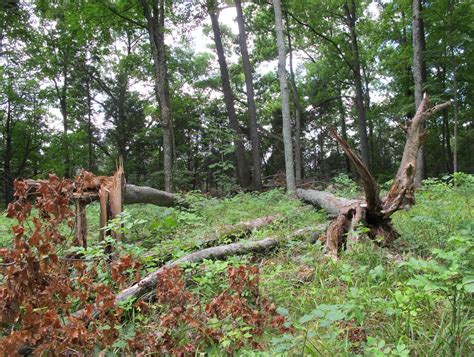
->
[198,214,281,249]
[22,180,186,208]
[298,94,450,257]
[74,237,279,319]
[123,184,186,207]
[296,189,359,216]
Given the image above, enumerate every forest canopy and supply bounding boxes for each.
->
[1,0,472,203]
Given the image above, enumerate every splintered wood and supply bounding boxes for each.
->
[298,94,451,257]
[22,163,125,248]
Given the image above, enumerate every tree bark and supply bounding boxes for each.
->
[208,1,251,189]
[235,0,262,191]
[412,0,427,186]
[273,0,296,193]
[298,95,450,257]
[344,0,370,169]
[123,184,185,207]
[338,94,351,173]
[297,189,358,216]
[85,77,95,172]
[74,237,279,319]
[285,11,303,183]
[451,49,459,173]
[3,97,13,206]
[442,109,453,173]
[140,0,174,193]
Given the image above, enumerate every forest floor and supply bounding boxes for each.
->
[0,175,473,355]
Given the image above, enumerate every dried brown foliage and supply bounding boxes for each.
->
[0,174,288,355]
[131,265,290,355]
[0,174,131,355]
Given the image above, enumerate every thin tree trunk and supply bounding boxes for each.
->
[344,1,370,169]
[86,78,95,171]
[285,11,303,183]
[59,65,70,179]
[3,98,13,206]
[412,0,426,186]
[362,64,374,168]
[273,0,296,193]
[235,0,262,191]
[208,1,251,189]
[451,49,459,173]
[338,95,351,174]
[442,109,453,173]
[140,0,174,192]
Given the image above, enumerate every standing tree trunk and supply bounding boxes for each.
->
[344,0,370,169]
[54,64,70,179]
[273,0,296,193]
[451,49,459,173]
[412,0,427,186]
[285,11,303,183]
[235,0,262,191]
[140,0,174,192]
[3,97,13,206]
[208,0,251,189]
[362,64,374,168]
[85,77,95,172]
[442,109,453,173]
[338,94,351,174]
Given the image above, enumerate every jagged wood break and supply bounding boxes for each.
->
[16,162,185,248]
[297,94,451,257]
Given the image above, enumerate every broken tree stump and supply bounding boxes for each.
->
[298,94,450,257]
[17,163,187,248]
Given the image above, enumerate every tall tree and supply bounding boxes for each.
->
[343,0,370,168]
[273,0,295,193]
[235,0,262,191]
[140,0,174,192]
[285,11,303,182]
[412,0,426,186]
[207,0,251,189]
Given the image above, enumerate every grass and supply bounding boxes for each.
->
[1,174,473,355]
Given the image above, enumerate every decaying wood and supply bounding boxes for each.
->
[22,180,184,208]
[298,95,450,257]
[383,96,451,217]
[73,199,88,248]
[74,237,280,319]
[200,214,281,248]
[99,164,124,241]
[19,164,186,245]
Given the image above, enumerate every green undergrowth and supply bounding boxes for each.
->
[0,174,473,355]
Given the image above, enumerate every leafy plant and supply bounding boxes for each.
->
[403,233,473,355]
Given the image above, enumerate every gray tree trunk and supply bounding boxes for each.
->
[208,1,251,189]
[285,12,303,183]
[451,49,458,173]
[412,0,426,186]
[338,94,351,173]
[140,0,174,193]
[273,0,296,193]
[344,1,370,169]
[123,184,184,207]
[3,97,13,206]
[235,0,262,191]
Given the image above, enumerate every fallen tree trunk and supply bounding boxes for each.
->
[298,94,450,257]
[123,184,185,208]
[296,189,359,216]
[23,180,185,208]
[198,214,281,249]
[74,237,279,319]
